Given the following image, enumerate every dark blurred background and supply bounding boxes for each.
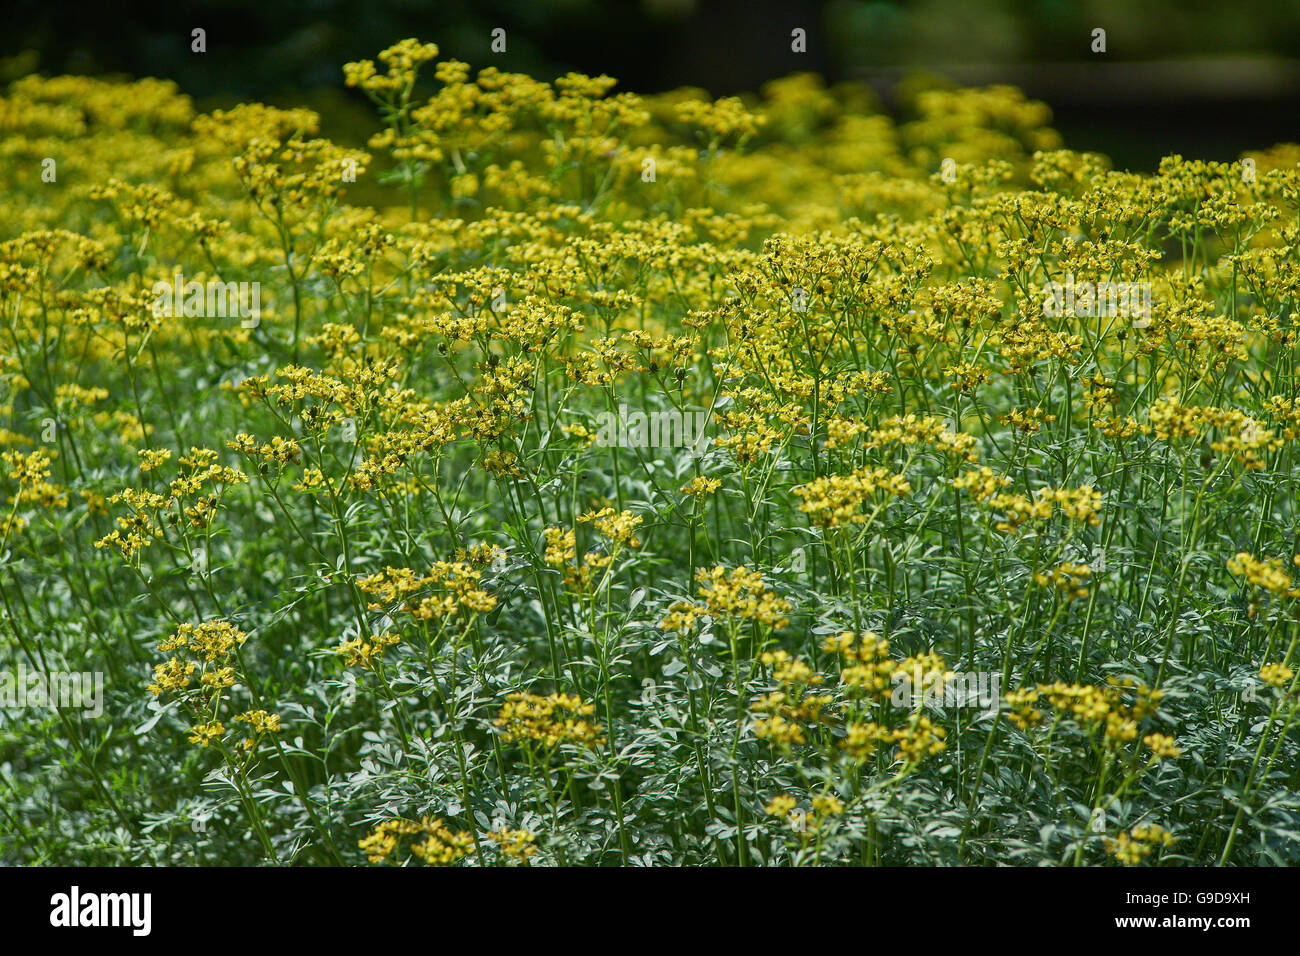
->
[5,0,1300,169]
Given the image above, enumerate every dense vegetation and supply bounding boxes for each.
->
[2,40,1299,865]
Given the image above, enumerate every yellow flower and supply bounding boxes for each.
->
[792,466,912,527]
[1142,733,1182,760]
[811,794,844,817]
[489,827,538,860]
[336,634,400,669]
[187,721,225,748]
[1105,823,1174,865]
[1259,662,1295,688]
[359,815,471,866]
[1228,552,1300,599]
[680,475,722,496]
[693,565,791,629]
[495,691,605,749]
[137,447,173,471]
[577,506,643,548]
[764,794,797,818]
[1034,561,1092,601]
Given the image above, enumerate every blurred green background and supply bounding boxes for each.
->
[5,0,1300,169]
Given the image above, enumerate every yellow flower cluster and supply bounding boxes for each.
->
[1006,679,1169,750]
[1105,823,1174,865]
[577,506,643,548]
[187,721,225,748]
[232,709,283,750]
[150,620,249,697]
[952,465,1011,501]
[358,815,473,866]
[489,827,538,861]
[751,650,833,746]
[1259,662,1295,689]
[680,475,722,497]
[355,561,497,619]
[495,691,605,749]
[336,633,402,669]
[690,565,792,629]
[764,792,844,841]
[1034,561,1092,601]
[824,630,895,698]
[792,466,912,527]
[1142,733,1182,760]
[543,525,613,592]
[1227,552,1300,599]
[984,484,1102,532]
[867,413,979,462]
[891,715,948,764]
